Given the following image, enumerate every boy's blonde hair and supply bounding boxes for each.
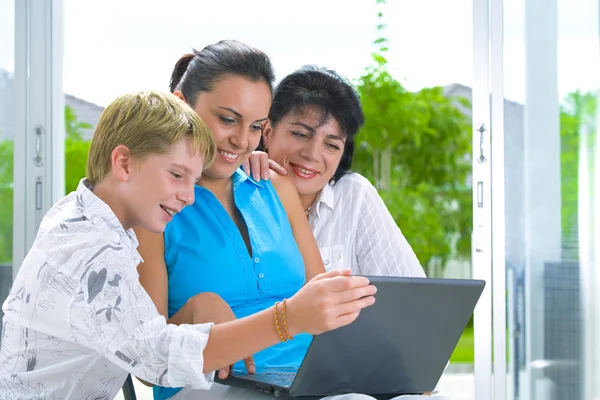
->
[86,90,216,186]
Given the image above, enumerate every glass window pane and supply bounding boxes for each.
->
[0,0,14,322]
[64,1,475,397]
[503,0,600,398]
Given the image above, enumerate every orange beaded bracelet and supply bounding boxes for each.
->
[274,301,287,342]
[282,299,293,341]
[274,300,294,342]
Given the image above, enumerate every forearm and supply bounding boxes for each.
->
[159,293,284,373]
[83,305,284,387]
[72,313,215,389]
[203,305,291,373]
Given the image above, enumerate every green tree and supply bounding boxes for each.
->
[353,0,472,270]
[559,90,597,258]
[65,138,91,194]
[0,106,93,263]
[65,104,92,140]
[65,105,92,193]
[0,139,13,263]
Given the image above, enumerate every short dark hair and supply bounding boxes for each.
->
[169,40,275,106]
[268,65,364,183]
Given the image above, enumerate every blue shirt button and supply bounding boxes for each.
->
[254,257,260,263]
[259,289,266,296]
[258,273,265,279]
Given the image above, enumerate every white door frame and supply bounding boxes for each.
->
[472,0,493,397]
[13,0,64,277]
[490,0,507,398]
[472,0,507,398]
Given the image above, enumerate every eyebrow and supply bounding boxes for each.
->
[170,163,194,176]
[218,106,242,118]
[171,163,203,182]
[218,106,268,124]
[290,122,346,142]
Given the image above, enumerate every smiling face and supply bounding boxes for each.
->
[185,75,272,182]
[264,108,347,205]
[120,137,205,233]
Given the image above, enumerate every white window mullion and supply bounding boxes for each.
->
[472,0,493,398]
[13,0,64,277]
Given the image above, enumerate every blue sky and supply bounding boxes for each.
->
[0,0,598,106]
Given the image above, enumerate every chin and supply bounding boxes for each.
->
[207,165,240,180]
[145,222,167,234]
[296,182,323,195]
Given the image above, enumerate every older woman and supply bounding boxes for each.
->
[247,65,425,279]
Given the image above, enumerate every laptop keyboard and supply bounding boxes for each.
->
[250,371,296,387]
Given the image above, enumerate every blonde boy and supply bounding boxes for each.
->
[0,90,376,399]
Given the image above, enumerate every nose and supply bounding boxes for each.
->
[229,126,250,150]
[176,183,195,206]
[299,139,320,162]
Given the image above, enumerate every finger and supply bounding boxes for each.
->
[250,155,262,181]
[268,159,288,176]
[244,356,256,374]
[336,295,376,318]
[218,367,230,379]
[334,310,362,329]
[260,154,271,180]
[323,275,371,292]
[335,284,378,304]
[242,159,251,177]
[309,269,350,283]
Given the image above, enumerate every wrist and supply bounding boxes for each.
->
[283,297,302,337]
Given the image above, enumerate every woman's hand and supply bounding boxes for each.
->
[242,151,287,181]
[184,293,256,379]
[286,269,377,336]
[200,270,376,374]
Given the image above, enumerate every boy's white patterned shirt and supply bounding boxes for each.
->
[0,179,214,400]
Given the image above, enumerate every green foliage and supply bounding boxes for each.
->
[0,140,13,263]
[559,90,597,238]
[65,104,92,141]
[352,2,473,270]
[450,325,474,363]
[0,106,92,263]
[65,138,91,194]
[65,104,92,193]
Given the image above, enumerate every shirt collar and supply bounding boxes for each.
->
[76,178,140,256]
[233,168,264,191]
[314,181,335,218]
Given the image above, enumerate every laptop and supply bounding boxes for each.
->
[216,276,485,399]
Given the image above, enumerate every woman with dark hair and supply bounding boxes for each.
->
[249,65,425,278]
[137,41,448,399]
[247,66,443,396]
[134,41,384,400]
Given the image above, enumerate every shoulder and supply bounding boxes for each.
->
[26,220,133,299]
[331,173,378,202]
[269,169,298,199]
[324,174,392,226]
[43,195,135,268]
[336,172,375,189]
[38,192,94,238]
